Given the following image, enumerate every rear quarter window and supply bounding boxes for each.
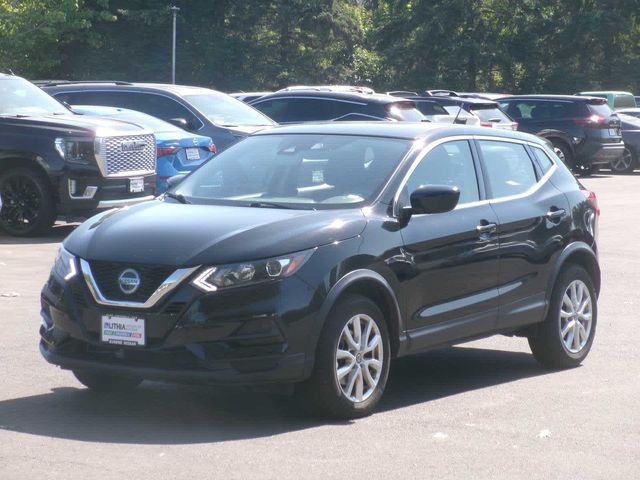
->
[478,140,538,198]
[531,147,555,173]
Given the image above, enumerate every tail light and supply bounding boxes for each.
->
[479,122,494,128]
[157,146,179,157]
[511,122,518,130]
[574,115,606,126]
[208,143,217,154]
[582,189,600,216]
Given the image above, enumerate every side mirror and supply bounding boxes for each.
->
[168,117,195,131]
[409,185,460,215]
[166,174,186,188]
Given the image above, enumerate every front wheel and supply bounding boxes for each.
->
[0,167,56,236]
[299,295,390,419]
[528,265,597,369]
[73,370,143,392]
[609,147,636,174]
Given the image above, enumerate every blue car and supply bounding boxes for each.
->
[71,105,216,193]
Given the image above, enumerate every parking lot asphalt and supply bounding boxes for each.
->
[1,172,638,480]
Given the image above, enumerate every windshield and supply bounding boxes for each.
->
[470,106,512,122]
[184,93,275,127]
[173,134,411,208]
[0,77,69,116]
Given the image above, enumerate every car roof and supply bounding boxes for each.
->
[413,95,499,106]
[577,91,634,95]
[501,94,598,102]
[617,108,640,113]
[249,90,405,105]
[252,121,543,144]
[38,81,221,97]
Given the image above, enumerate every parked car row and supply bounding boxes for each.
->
[1,75,637,238]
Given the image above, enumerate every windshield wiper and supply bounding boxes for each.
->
[249,201,297,209]
[164,192,190,204]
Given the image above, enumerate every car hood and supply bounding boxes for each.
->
[0,113,149,137]
[64,200,367,267]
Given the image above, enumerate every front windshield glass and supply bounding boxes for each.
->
[184,93,275,127]
[0,78,69,116]
[173,134,411,208]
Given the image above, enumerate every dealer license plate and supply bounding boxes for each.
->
[185,148,201,161]
[129,177,144,193]
[101,315,146,347]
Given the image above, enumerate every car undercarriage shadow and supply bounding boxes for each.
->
[0,346,553,445]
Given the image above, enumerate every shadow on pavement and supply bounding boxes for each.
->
[0,224,77,245]
[0,346,551,444]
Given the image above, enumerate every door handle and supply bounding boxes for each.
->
[476,222,497,234]
[545,208,566,220]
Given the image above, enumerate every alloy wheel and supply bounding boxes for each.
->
[0,173,42,233]
[559,280,593,354]
[609,148,634,173]
[553,147,566,163]
[335,313,384,403]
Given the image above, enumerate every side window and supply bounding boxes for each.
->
[479,141,538,199]
[252,99,289,122]
[285,98,337,122]
[404,140,479,205]
[118,93,199,126]
[531,147,555,174]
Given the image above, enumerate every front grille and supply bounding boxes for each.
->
[88,260,175,303]
[96,134,156,177]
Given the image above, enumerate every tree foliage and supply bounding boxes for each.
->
[1,0,639,94]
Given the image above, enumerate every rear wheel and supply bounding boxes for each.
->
[0,167,56,236]
[73,370,143,392]
[551,140,572,168]
[299,295,390,419]
[609,147,636,174]
[528,265,597,369]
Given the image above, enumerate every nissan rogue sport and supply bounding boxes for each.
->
[40,122,600,419]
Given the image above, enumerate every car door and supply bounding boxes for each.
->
[397,139,500,351]
[475,138,571,329]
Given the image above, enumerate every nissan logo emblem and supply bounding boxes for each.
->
[118,269,141,295]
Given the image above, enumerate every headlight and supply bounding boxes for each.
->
[54,138,95,165]
[192,249,315,292]
[52,246,77,281]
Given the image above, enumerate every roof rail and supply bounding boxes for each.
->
[276,85,375,94]
[386,91,419,97]
[32,80,134,87]
[423,89,460,97]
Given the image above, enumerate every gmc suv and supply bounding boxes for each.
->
[0,74,156,236]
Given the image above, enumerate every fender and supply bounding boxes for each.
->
[303,269,406,377]
[544,241,600,317]
[535,129,575,153]
[0,150,52,174]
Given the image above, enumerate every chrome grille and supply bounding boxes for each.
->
[96,134,156,177]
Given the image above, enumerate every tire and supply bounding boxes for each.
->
[0,167,56,237]
[528,265,597,369]
[299,294,391,419]
[73,370,143,392]
[609,147,636,174]
[551,140,572,168]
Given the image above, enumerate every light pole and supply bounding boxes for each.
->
[170,5,180,84]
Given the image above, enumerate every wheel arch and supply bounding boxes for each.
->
[537,130,575,153]
[549,242,601,301]
[0,155,51,178]
[308,269,404,374]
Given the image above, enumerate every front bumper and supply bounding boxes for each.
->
[39,270,319,385]
[55,170,156,216]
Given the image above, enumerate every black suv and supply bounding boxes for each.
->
[248,88,425,123]
[40,122,600,419]
[498,95,624,174]
[0,74,156,236]
[39,81,275,151]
